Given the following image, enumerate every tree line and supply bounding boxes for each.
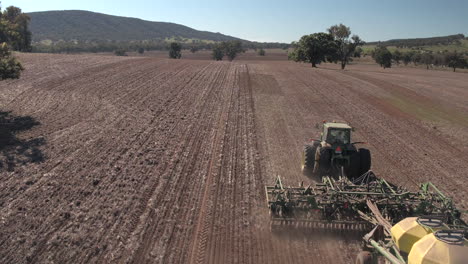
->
[288,24,364,69]
[0,2,31,79]
[32,39,288,55]
[367,34,465,48]
[372,47,468,72]
[166,40,245,61]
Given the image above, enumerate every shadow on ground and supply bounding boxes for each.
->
[0,111,45,171]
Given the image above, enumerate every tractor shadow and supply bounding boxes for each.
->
[0,111,45,172]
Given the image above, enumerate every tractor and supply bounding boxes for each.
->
[301,121,371,179]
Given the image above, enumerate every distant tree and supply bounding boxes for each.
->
[190,46,199,53]
[402,51,413,65]
[432,53,446,66]
[257,48,266,56]
[328,24,364,69]
[224,40,243,61]
[392,50,402,65]
[446,52,466,72]
[353,47,362,58]
[373,46,392,68]
[0,42,24,79]
[411,53,422,65]
[212,43,224,60]
[168,42,182,59]
[137,47,145,54]
[420,52,434,69]
[289,32,338,67]
[114,48,127,56]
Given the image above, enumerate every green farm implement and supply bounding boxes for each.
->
[265,171,465,232]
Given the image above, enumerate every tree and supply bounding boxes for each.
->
[257,48,266,56]
[137,47,145,54]
[420,52,434,69]
[1,5,31,52]
[0,42,24,79]
[3,5,21,23]
[289,32,338,67]
[353,47,362,58]
[373,46,392,68]
[212,43,224,61]
[446,52,466,72]
[168,42,182,59]
[0,2,25,80]
[328,24,364,69]
[224,40,243,61]
[402,51,413,65]
[392,50,402,65]
[411,53,422,65]
[190,46,199,53]
[114,48,127,56]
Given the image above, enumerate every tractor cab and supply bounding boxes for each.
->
[321,122,352,145]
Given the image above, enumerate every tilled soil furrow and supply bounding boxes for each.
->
[130,64,230,263]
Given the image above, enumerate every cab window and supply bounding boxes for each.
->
[326,128,350,144]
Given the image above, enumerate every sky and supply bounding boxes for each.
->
[2,0,468,43]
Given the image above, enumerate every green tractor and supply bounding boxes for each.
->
[301,122,371,179]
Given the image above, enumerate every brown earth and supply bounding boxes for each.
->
[0,51,467,264]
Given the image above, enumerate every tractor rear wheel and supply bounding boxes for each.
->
[303,142,318,170]
[358,148,371,175]
[346,151,361,179]
[355,251,373,264]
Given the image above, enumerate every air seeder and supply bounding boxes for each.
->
[265,172,467,263]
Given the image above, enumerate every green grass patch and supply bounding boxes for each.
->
[386,95,468,126]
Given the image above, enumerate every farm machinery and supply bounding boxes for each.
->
[301,121,371,179]
[266,120,467,263]
[265,172,468,263]
[265,171,465,232]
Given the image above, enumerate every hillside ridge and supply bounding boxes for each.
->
[28,10,243,42]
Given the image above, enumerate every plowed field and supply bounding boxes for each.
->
[1,52,467,263]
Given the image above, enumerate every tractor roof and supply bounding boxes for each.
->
[323,122,352,129]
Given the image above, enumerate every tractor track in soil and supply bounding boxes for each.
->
[0,53,467,263]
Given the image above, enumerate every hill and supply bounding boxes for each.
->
[28,10,243,43]
[365,34,466,49]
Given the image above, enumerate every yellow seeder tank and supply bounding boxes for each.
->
[391,217,443,254]
[408,230,468,264]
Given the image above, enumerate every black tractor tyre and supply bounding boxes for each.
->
[314,147,331,176]
[358,148,371,175]
[355,251,373,264]
[303,143,318,170]
[346,151,361,179]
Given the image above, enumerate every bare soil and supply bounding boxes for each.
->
[0,51,467,263]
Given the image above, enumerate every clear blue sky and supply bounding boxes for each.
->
[3,0,468,43]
